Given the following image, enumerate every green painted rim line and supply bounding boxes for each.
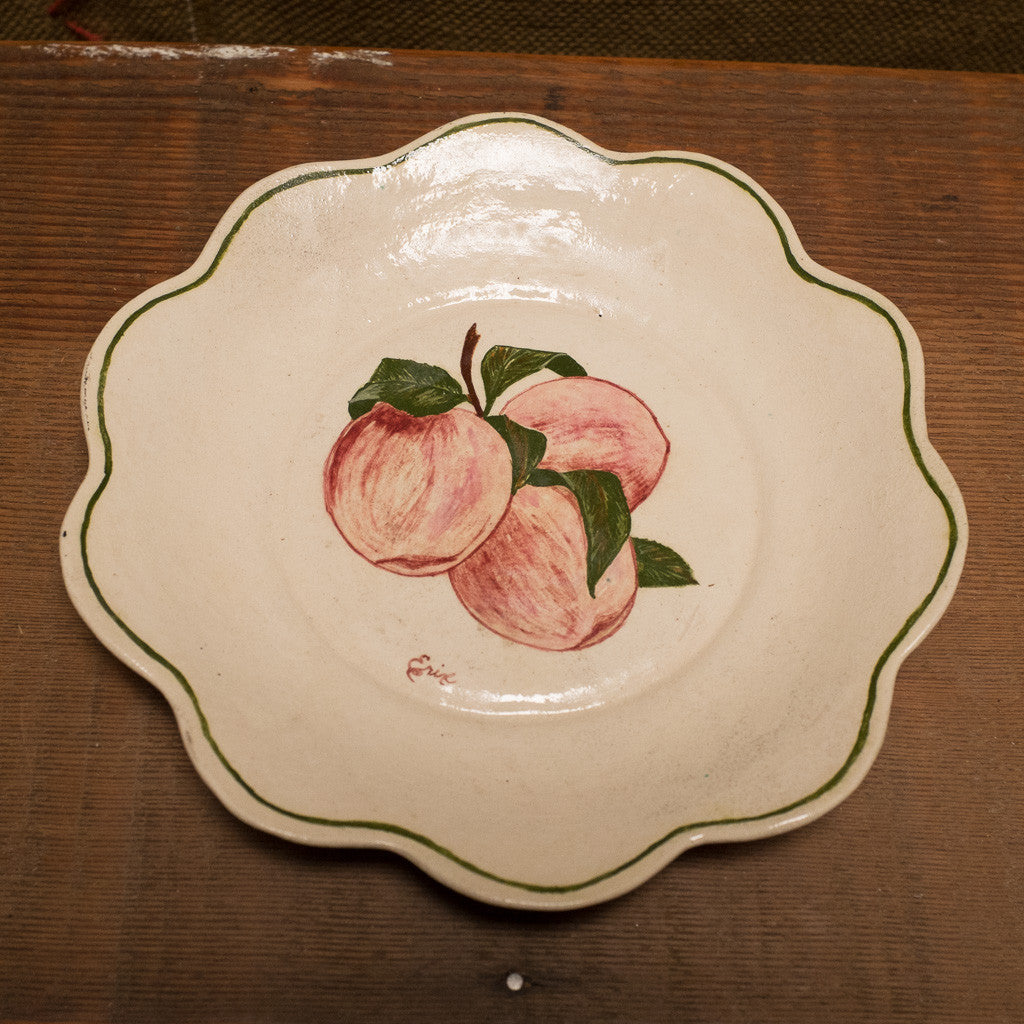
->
[78,115,961,897]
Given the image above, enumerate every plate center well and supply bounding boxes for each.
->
[270,296,764,716]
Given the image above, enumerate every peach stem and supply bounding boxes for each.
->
[460,323,485,417]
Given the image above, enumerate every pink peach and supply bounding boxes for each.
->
[501,377,669,510]
[449,484,637,651]
[324,403,512,576]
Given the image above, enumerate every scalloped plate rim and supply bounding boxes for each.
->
[59,111,968,910]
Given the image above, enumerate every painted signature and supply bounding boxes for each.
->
[406,654,457,686]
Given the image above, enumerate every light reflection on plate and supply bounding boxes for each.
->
[61,113,966,909]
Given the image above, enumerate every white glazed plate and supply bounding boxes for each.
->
[61,114,967,909]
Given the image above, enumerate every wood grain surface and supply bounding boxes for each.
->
[1,42,1020,1024]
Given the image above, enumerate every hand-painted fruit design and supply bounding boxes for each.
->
[449,485,638,651]
[501,377,669,511]
[323,325,697,653]
[323,404,513,575]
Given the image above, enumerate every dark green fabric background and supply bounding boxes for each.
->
[2,0,1022,72]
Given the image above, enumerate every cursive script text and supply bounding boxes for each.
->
[406,654,457,686]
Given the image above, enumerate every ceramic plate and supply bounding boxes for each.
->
[61,113,967,909]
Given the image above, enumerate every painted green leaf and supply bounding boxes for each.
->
[480,345,587,414]
[527,468,631,598]
[633,538,698,587]
[348,358,469,419]
[485,415,548,493]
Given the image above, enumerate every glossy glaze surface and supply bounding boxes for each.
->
[60,113,967,909]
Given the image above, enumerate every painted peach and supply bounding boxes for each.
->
[501,377,669,510]
[449,484,638,651]
[324,403,512,576]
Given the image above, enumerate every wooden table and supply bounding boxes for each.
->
[1,43,1020,1023]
